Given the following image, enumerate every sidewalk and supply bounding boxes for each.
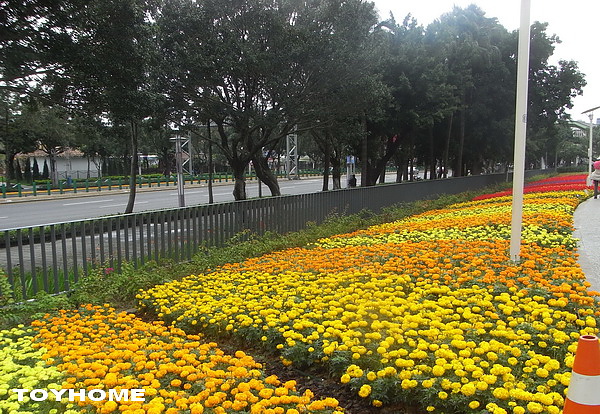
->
[573,197,600,292]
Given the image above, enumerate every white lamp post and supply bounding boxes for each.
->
[509,0,532,263]
[170,134,185,207]
[582,105,600,173]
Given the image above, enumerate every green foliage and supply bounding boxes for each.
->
[32,158,40,180]
[0,290,70,329]
[14,159,23,181]
[69,262,173,308]
[0,275,15,307]
[557,165,587,173]
[23,158,32,183]
[42,159,50,179]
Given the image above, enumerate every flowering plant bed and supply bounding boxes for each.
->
[2,174,599,414]
[1,304,345,413]
[138,174,599,414]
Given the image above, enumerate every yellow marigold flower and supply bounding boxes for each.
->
[526,402,543,413]
[493,387,510,400]
[461,383,477,397]
[358,384,371,398]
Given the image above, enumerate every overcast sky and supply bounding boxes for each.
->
[371,0,599,122]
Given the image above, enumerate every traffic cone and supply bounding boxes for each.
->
[564,335,600,413]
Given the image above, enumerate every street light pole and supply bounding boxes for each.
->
[582,105,600,173]
[589,113,594,173]
[206,120,214,204]
[509,0,531,263]
[171,134,185,207]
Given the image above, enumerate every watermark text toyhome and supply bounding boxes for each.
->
[11,388,146,402]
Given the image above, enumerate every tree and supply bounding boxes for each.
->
[47,0,160,213]
[0,0,74,91]
[23,157,32,183]
[14,158,22,181]
[300,1,383,190]
[357,14,456,186]
[158,0,380,200]
[0,93,38,183]
[524,23,586,167]
[42,159,49,179]
[426,5,511,177]
[18,103,73,186]
[32,157,40,180]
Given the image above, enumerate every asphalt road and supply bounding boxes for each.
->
[0,175,402,230]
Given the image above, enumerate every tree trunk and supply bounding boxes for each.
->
[442,113,453,178]
[360,114,368,187]
[367,135,402,186]
[231,160,247,200]
[331,154,341,190]
[428,126,435,180]
[251,153,280,196]
[322,140,331,191]
[455,103,466,177]
[124,119,139,214]
[393,150,404,183]
[5,151,16,184]
[49,151,59,187]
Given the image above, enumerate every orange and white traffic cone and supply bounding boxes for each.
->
[564,335,600,413]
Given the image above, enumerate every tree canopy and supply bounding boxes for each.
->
[0,0,587,203]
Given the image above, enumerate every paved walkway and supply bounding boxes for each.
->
[573,197,600,292]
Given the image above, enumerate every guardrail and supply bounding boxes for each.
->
[0,170,548,300]
[1,171,324,198]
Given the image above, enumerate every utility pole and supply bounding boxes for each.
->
[509,0,531,263]
[171,134,185,207]
[286,128,299,180]
[207,121,214,204]
[583,105,600,174]
[180,134,193,175]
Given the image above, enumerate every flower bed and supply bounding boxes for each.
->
[138,174,599,414]
[472,174,588,200]
[20,304,344,414]
[0,325,73,413]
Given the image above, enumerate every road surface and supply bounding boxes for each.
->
[0,174,404,230]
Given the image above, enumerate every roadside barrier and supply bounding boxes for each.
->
[563,335,600,413]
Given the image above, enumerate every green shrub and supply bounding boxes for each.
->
[557,165,587,173]
[68,262,173,308]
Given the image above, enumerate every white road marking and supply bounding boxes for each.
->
[63,199,114,206]
[98,201,149,208]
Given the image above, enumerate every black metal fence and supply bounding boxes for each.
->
[1,170,547,300]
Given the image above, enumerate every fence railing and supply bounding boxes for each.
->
[0,170,548,300]
[1,171,323,199]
